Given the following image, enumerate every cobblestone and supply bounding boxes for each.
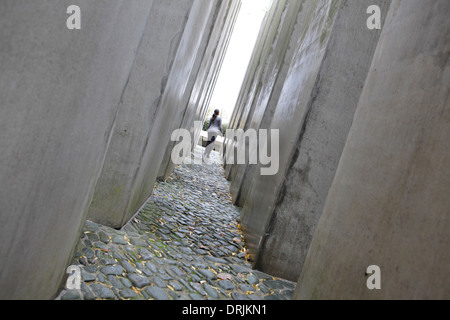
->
[57,148,295,300]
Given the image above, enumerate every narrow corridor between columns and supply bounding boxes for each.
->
[57,147,295,300]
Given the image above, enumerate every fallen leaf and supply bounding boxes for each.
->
[218,273,233,281]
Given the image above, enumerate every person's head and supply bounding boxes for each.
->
[214,109,220,117]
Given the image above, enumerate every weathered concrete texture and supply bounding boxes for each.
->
[226,0,289,184]
[0,0,154,299]
[238,0,390,281]
[253,0,391,281]
[88,0,236,229]
[123,0,224,226]
[224,0,285,180]
[229,0,314,207]
[87,0,196,229]
[237,0,344,273]
[0,0,234,300]
[295,0,450,299]
[193,0,243,150]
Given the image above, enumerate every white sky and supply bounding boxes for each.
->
[208,0,272,123]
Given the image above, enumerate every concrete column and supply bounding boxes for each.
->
[0,0,154,299]
[87,0,196,228]
[224,0,286,179]
[193,0,243,149]
[295,0,450,299]
[157,0,242,182]
[122,0,224,223]
[227,0,281,132]
[229,0,313,206]
[240,0,390,281]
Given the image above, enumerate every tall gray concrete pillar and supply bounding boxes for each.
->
[86,0,196,229]
[157,0,242,182]
[295,0,450,299]
[239,0,390,281]
[87,0,222,229]
[193,0,240,149]
[0,0,155,299]
[122,0,225,223]
[224,0,286,180]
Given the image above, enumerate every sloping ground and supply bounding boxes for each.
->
[57,149,295,300]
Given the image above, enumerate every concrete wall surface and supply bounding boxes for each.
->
[229,0,314,207]
[1,0,448,301]
[0,0,225,300]
[295,0,450,299]
[252,0,390,281]
[87,0,196,228]
[224,0,283,180]
[239,0,343,278]
[123,0,223,223]
[0,0,155,299]
[158,0,242,182]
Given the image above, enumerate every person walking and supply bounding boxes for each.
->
[204,109,223,162]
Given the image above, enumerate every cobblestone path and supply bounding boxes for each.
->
[57,148,295,300]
